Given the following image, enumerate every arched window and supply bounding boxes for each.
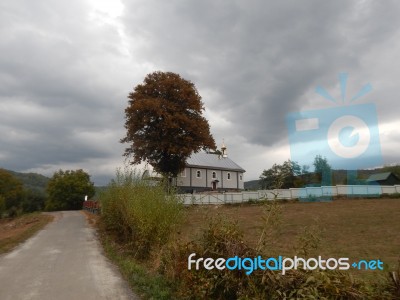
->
[212,171,216,179]
[196,170,201,178]
[227,172,231,180]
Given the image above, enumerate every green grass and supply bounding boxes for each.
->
[99,232,174,299]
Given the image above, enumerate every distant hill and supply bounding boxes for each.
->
[5,170,50,195]
[244,179,261,190]
[94,186,108,198]
[4,169,108,198]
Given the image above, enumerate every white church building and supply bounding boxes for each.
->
[176,142,246,193]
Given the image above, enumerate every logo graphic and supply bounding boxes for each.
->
[286,73,382,194]
[188,253,384,276]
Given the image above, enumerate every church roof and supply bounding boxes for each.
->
[186,152,245,172]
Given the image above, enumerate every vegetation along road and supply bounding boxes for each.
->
[0,211,137,300]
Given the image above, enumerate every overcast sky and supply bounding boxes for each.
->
[1,0,400,185]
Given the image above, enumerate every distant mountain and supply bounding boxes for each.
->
[5,170,50,195]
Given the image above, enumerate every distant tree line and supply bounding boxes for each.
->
[0,168,47,217]
[259,155,400,190]
[259,155,332,189]
[0,168,95,218]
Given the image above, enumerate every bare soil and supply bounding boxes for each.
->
[180,198,400,271]
[0,213,54,254]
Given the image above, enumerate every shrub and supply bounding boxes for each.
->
[46,169,95,211]
[160,216,255,299]
[387,193,400,199]
[21,190,47,213]
[375,259,400,298]
[99,167,184,258]
[0,195,6,218]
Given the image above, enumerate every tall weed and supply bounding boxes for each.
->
[99,167,184,258]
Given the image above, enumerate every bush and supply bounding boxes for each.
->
[387,193,400,199]
[99,167,184,259]
[21,190,47,213]
[0,195,6,218]
[46,169,95,211]
[160,216,255,299]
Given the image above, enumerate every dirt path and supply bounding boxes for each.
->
[0,211,137,300]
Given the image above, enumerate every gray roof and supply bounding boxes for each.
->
[186,152,245,172]
[366,172,392,182]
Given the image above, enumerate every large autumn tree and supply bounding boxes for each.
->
[121,71,216,178]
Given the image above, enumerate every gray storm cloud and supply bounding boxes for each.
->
[1,0,400,184]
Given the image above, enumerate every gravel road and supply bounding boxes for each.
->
[0,211,137,300]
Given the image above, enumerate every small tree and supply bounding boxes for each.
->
[259,160,302,190]
[0,195,6,218]
[121,71,216,179]
[313,155,332,185]
[21,190,47,213]
[0,169,24,214]
[46,169,95,211]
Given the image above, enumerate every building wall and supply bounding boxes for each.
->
[206,169,223,189]
[177,167,244,191]
[177,168,191,187]
[220,170,236,189]
[190,167,207,187]
[238,172,244,189]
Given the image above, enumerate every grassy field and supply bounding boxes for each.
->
[180,198,400,273]
[0,213,54,254]
[97,196,400,298]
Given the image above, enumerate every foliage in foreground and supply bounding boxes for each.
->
[160,216,381,299]
[100,234,174,299]
[99,182,400,299]
[99,167,184,259]
[162,203,400,299]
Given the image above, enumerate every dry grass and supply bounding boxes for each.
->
[180,198,400,273]
[0,213,54,254]
[81,210,99,227]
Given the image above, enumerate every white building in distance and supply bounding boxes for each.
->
[177,142,245,193]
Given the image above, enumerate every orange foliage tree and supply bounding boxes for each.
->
[121,71,216,178]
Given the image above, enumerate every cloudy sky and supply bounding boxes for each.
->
[1,0,400,185]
